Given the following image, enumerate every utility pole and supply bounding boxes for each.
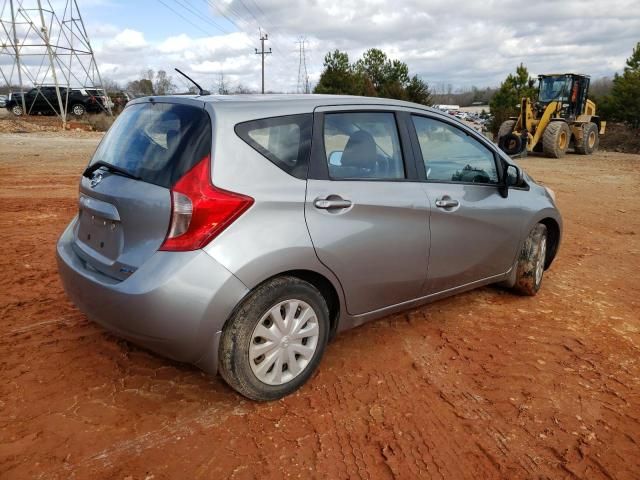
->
[0,0,111,126]
[254,31,271,94]
[297,37,310,94]
[8,0,26,114]
[36,0,66,128]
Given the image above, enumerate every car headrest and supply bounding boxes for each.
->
[341,130,376,168]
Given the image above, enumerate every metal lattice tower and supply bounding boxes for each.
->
[296,37,309,94]
[0,0,110,126]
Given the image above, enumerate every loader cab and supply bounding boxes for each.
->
[537,74,590,120]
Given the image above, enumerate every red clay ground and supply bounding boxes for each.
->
[1,132,639,479]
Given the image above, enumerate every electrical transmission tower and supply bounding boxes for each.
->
[254,30,271,94]
[0,0,111,127]
[296,37,310,94]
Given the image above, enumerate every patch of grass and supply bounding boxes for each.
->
[84,113,116,132]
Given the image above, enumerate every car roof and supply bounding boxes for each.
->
[201,93,435,110]
[126,93,496,140]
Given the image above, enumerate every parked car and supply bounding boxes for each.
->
[74,87,113,111]
[57,94,562,401]
[5,86,106,116]
[108,91,131,112]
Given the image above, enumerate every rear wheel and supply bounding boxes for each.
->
[542,121,571,158]
[11,104,24,116]
[574,122,599,155]
[219,276,330,401]
[512,223,548,296]
[71,103,85,116]
[497,120,516,143]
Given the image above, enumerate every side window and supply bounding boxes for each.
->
[324,112,405,180]
[235,114,312,179]
[412,115,499,184]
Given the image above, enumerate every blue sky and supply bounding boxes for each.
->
[84,1,239,42]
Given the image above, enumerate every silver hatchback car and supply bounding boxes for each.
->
[57,94,562,400]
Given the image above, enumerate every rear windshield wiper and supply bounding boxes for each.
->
[83,161,141,181]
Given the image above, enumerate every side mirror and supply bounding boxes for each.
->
[505,164,523,187]
[499,163,523,198]
[328,150,343,166]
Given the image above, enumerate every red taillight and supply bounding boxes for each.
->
[159,155,253,251]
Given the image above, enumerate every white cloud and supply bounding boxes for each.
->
[104,29,147,50]
[88,0,639,93]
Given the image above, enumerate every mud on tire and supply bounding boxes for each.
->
[512,223,548,296]
[218,276,330,401]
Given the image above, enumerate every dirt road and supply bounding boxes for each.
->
[1,132,639,479]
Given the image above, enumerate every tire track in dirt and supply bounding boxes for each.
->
[1,133,639,479]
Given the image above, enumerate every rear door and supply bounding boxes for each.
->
[73,99,211,280]
[305,107,430,315]
[407,113,524,293]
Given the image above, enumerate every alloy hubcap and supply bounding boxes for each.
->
[73,105,83,115]
[249,299,319,386]
[588,131,596,148]
[535,237,547,286]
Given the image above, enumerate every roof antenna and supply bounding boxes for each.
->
[174,68,210,96]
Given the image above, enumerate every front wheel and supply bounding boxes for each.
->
[512,223,548,296]
[542,122,571,158]
[219,276,330,401]
[11,104,24,116]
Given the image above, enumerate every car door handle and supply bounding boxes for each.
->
[314,197,352,210]
[435,198,459,208]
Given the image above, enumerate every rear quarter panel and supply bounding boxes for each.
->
[201,103,347,319]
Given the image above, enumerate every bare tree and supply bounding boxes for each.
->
[154,70,176,96]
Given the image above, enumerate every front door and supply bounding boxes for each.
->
[305,109,430,315]
[408,114,525,293]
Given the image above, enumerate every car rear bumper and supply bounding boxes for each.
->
[56,220,249,374]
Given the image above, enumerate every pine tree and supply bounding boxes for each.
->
[489,63,537,134]
[605,42,640,128]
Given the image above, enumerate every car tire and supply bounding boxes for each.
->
[71,104,85,116]
[11,104,24,116]
[219,276,330,401]
[574,122,599,155]
[542,121,571,158]
[512,223,548,296]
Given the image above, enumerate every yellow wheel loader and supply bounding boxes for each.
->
[497,74,606,158]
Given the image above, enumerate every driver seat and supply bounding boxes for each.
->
[335,130,376,178]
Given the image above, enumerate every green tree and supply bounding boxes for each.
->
[405,75,432,105]
[489,63,537,134]
[603,42,640,128]
[314,50,363,96]
[314,48,432,106]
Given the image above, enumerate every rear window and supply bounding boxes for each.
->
[89,102,211,188]
[235,114,312,179]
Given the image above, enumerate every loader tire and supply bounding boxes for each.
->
[574,122,599,155]
[542,121,571,158]
[497,120,516,142]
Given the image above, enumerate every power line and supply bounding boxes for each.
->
[157,0,218,37]
[171,0,230,34]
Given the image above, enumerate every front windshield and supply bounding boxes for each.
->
[538,76,569,103]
